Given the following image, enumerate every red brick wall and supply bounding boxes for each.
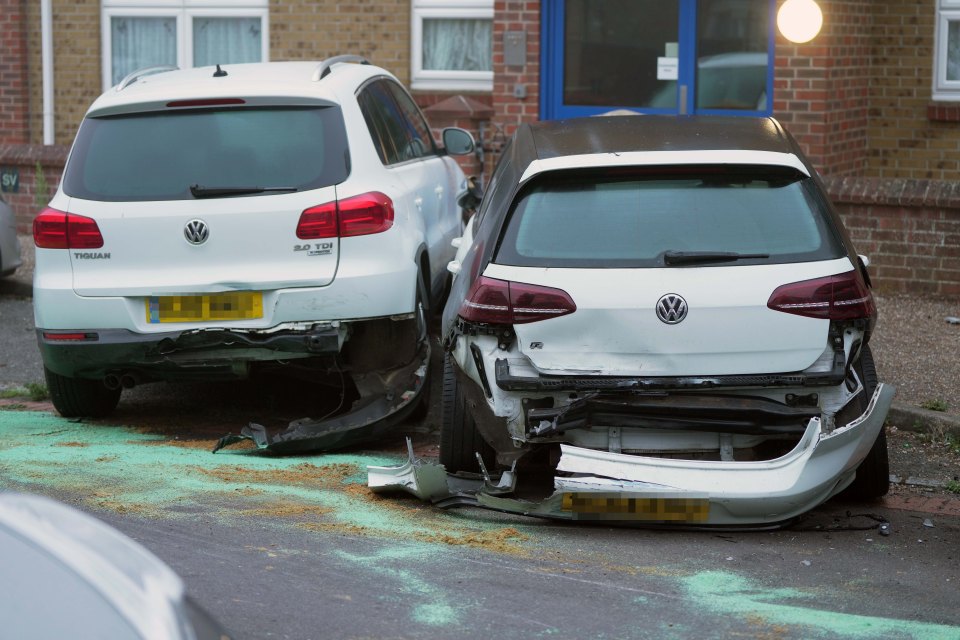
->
[774,0,873,177]
[0,145,67,232]
[492,0,540,140]
[827,177,960,296]
[0,0,30,144]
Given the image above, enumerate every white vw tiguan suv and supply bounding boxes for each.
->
[34,57,474,448]
[436,116,895,526]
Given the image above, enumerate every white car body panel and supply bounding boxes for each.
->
[483,259,854,376]
[62,189,341,296]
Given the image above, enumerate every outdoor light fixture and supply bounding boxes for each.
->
[777,0,823,44]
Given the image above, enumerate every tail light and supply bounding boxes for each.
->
[296,192,394,239]
[33,208,104,249]
[459,276,577,324]
[767,270,876,321]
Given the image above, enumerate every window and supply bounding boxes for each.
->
[496,168,842,269]
[358,80,437,165]
[101,1,268,91]
[935,1,960,100]
[542,0,774,119]
[411,0,493,91]
[64,107,348,201]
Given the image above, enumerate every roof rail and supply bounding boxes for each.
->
[116,65,179,92]
[311,55,370,82]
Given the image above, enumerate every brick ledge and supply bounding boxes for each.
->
[927,102,960,122]
[823,176,960,209]
[0,144,69,167]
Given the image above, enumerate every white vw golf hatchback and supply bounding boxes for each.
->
[34,57,474,444]
[437,116,894,526]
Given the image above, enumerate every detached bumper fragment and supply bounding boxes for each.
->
[213,342,429,455]
[368,383,895,528]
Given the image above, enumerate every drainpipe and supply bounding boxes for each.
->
[41,0,54,145]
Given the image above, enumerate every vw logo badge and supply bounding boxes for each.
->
[184,219,209,245]
[656,293,688,324]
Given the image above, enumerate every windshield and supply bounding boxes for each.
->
[495,167,844,268]
[63,106,349,202]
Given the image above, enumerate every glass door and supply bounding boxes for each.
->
[540,0,773,119]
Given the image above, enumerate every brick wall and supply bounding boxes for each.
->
[24,0,41,144]
[52,0,102,143]
[0,0,30,144]
[491,0,540,141]
[827,177,960,296]
[22,0,100,145]
[774,0,873,177]
[867,0,960,180]
[269,0,411,84]
[0,145,68,232]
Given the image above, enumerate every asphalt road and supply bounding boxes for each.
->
[1,287,959,639]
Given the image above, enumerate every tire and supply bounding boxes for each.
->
[44,367,121,418]
[838,345,890,500]
[439,353,496,474]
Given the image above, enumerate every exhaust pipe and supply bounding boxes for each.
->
[103,374,121,390]
[120,373,138,389]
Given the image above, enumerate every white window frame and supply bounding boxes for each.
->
[101,1,269,92]
[411,0,494,92]
[933,3,960,100]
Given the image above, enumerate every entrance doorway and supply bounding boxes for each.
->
[540,0,774,119]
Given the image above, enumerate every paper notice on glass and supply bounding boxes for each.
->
[657,57,679,81]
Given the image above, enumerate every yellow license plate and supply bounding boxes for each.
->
[561,492,710,522]
[146,292,263,324]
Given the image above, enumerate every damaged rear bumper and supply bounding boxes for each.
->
[368,383,895,527]
[213,340,430,455]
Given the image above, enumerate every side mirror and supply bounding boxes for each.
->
[442,128,475,156]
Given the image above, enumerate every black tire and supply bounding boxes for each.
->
[439,354,496,474]
[44,367,121,418]
[838,345,890,500]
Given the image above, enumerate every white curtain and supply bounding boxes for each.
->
[111,17,177,85]
[423,18,492,71]
[193,17,262,68]
[949,22,960,81]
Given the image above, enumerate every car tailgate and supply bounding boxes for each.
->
[484,258,853,377]
[66,191,338,297]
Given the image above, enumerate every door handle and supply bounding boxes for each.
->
[435,186,444,199]
[414,196,423,211]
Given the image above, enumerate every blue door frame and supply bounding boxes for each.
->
[540,0,776,120]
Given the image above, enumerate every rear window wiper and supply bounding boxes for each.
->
[663,250,770,266]
[189,184,298,198]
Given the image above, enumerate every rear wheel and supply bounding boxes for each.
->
[44,367,121,418]
[838,345,889,500]
[439,354,496,473]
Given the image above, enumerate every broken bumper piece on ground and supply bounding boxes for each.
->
[368,384,895,527]
[212,343,429,455]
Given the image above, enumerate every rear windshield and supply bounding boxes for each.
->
[495,167,844,268]
[63,106,349,201]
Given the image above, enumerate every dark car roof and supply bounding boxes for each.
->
[518,115,796,160]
